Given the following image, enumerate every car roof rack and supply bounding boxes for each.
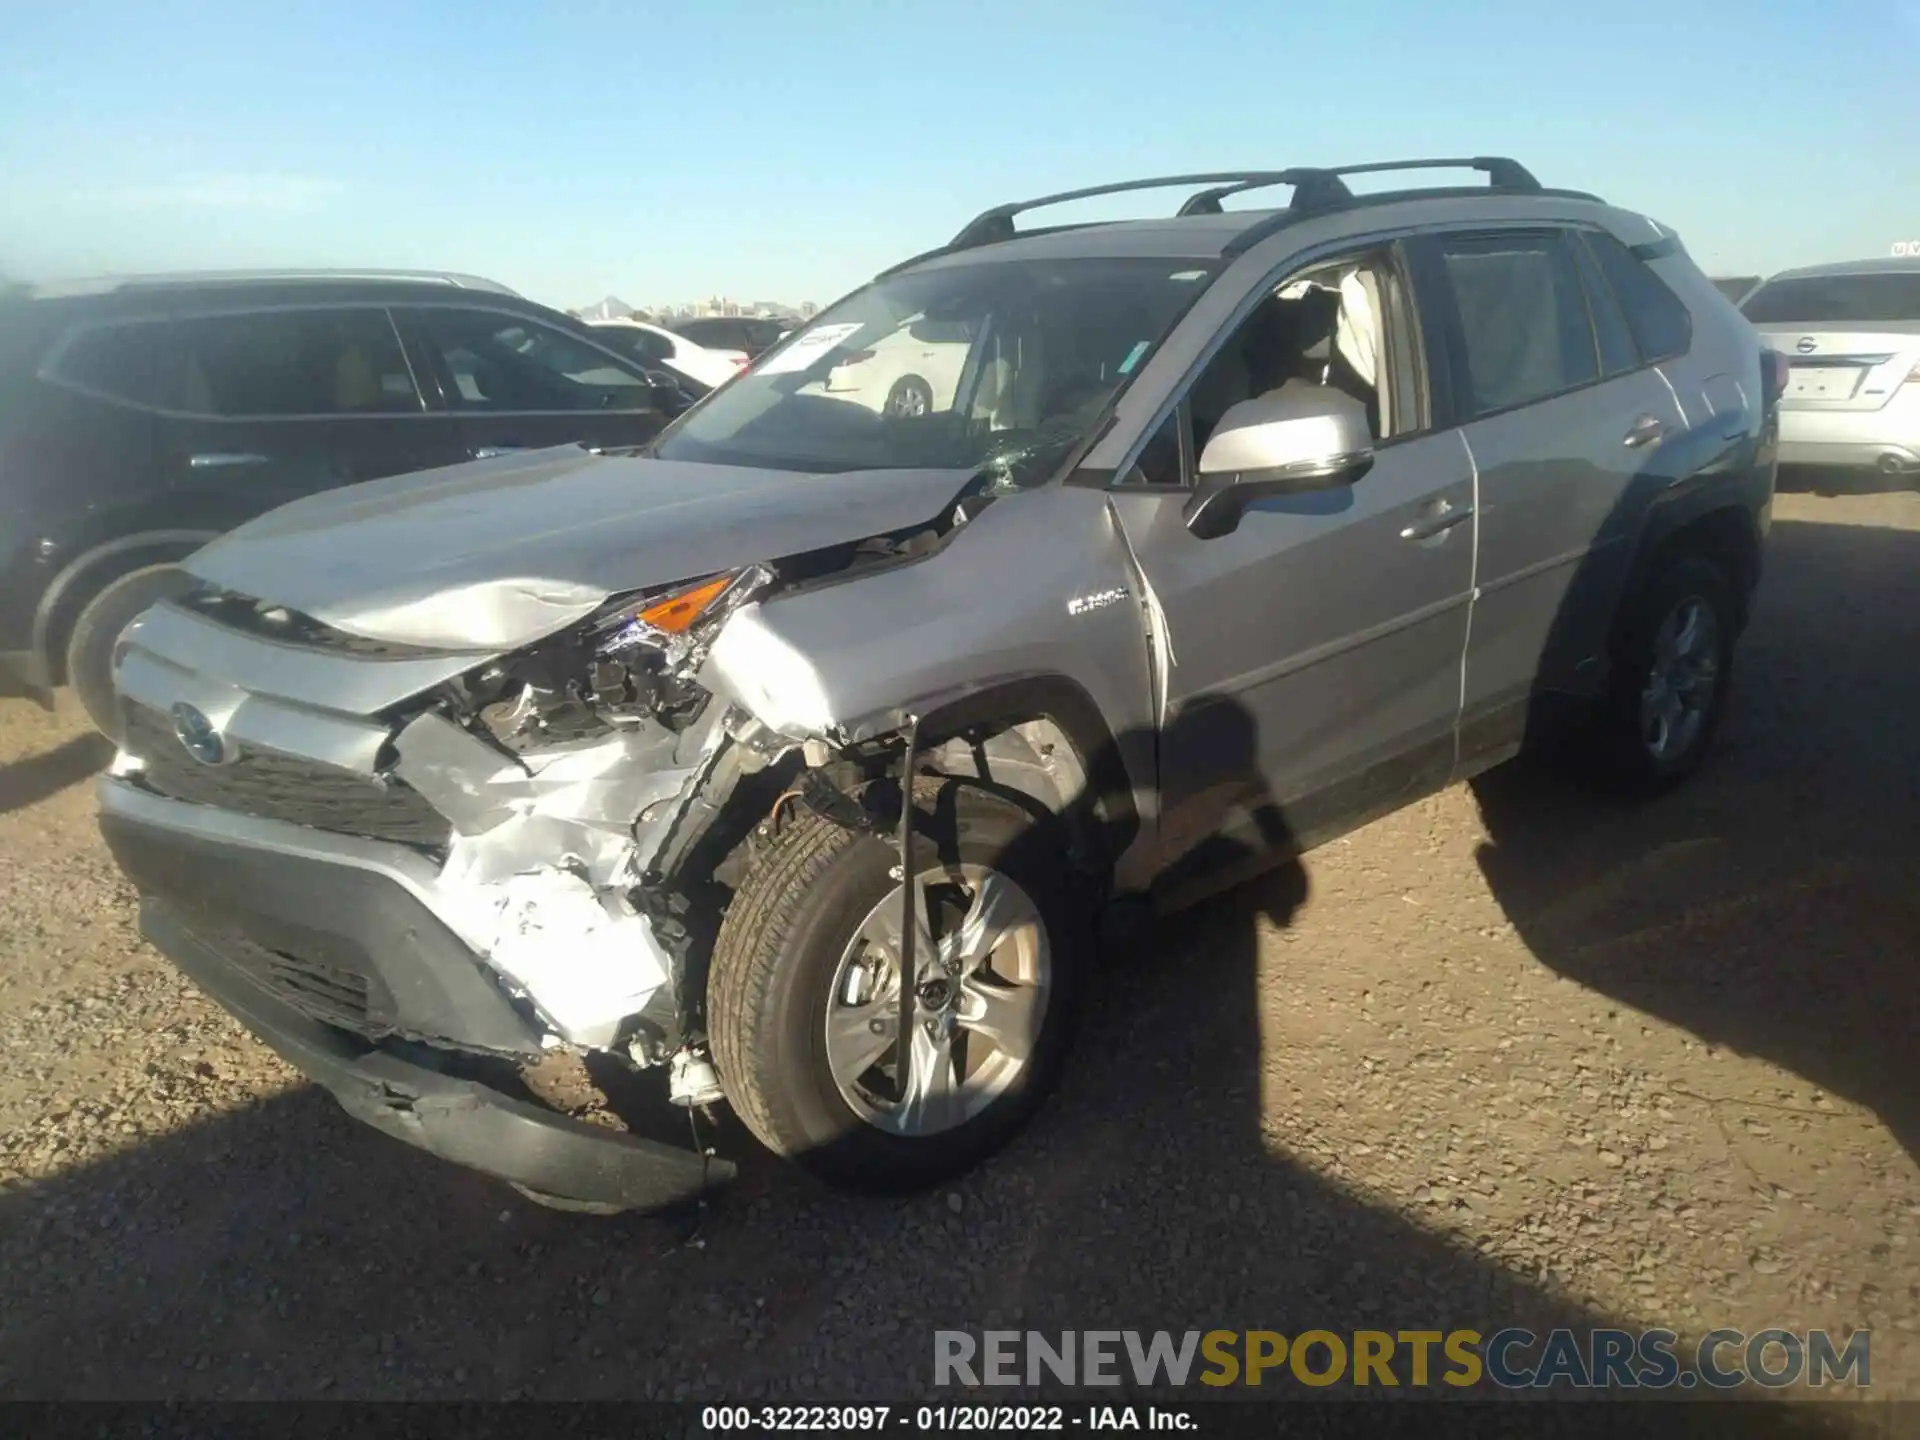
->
[937,157,1582,259]
[30,268,521,300]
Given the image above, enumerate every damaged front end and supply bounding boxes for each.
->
[389,563,778,1087]
[99,487,969,1210]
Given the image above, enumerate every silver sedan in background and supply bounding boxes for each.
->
[1742,258,1920,482]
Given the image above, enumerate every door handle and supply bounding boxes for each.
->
[188,452,268,469]
[1400,502,1474,542]
[1623,415,1667,448]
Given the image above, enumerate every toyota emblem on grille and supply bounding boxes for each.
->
[170,702,230,766]
[1796,337,1817,354]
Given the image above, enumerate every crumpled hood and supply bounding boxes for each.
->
[185,446,972,650]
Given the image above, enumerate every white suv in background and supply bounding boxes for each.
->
[1740,259,1920,482]
[588,318,746,391]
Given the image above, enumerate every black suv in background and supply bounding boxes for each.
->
[666,314,788,358]
[0,270,688,736]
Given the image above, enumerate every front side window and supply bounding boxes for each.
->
[1435,232,1598,418]
[1124,248,1413,487]
[159,308,420,418]
[416,310,657,412]
[653,257,1218,487]
[1740,272,1920,325]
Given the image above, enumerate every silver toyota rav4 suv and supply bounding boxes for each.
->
[99,158,1779,1213]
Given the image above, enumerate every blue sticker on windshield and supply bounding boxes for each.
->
[1118,341,1151,375]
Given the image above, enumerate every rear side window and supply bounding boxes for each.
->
[159,309,421,417]
[1740,272,1920,324]
[415,309,656,412]
[45,320,167,406]
[1433,232,1598,418]
[1582,231,1692,361]
[1568,236,1640,377]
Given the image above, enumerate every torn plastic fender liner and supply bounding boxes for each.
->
[340,1052,730,1212]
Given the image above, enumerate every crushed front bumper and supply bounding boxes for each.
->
[100,778,731,1212]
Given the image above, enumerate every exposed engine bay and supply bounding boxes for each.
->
[365,515,966,1103]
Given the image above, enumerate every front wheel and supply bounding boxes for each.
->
[707,779,1083,1192]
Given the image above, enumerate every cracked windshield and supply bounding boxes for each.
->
[656,257,1216,484]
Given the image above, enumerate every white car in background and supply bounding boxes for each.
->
[587,318,746,391]
[817,317,973,416]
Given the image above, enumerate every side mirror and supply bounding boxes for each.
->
[1182,387,1375,540]
[640,369,695,411]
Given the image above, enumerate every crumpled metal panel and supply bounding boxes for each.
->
[479,871,671,1050]
[390,707,729,1049]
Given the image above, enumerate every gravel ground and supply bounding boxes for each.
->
[0,487,1915,1408]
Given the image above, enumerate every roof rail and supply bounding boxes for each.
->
[951,172,1311,249]
[30,268,521,300]
[945,157,1554,256]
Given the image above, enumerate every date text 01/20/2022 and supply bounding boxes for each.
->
[699,1405,1194,1431]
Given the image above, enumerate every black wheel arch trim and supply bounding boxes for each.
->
[1617,482,1765,637]
[29,529,217,674]
[886,674,1142,867]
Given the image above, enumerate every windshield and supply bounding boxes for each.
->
[652,256,1218,485]
[1741,272,1920,325]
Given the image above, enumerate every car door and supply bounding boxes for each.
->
[1105,242,1476,903]
[152,305,469,531]
[401,305,676,459]
[1405,228,1688,766]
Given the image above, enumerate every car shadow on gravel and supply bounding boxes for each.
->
[0,566,1886,1426]
[0,702,1650,1409]
[0,730,111,816]
[1473,514,1920,1163]
[1775,465,1919,498]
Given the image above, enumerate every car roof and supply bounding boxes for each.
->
[895,192,1634,279]
[13,278,576,334]
[1754,257,1920,284]
[27,268,517,299]
[881,160,1644,281]
[12,271,549,323]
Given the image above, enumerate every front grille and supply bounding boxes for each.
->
[123,702,451,848]
[187,919,387,1036]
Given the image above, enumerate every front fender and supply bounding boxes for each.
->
[698,485,1159,878]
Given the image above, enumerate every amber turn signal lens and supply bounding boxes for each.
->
[635,572,735,633]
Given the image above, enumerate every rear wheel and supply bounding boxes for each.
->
[708,779,1082,1191]
[1587,552,1737,795]
[66,564,194,742]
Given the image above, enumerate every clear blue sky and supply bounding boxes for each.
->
[3,1,1915,311]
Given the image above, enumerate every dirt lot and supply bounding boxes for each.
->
[0,487,1916,1407]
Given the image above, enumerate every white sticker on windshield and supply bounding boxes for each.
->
[1117,340,1151,375]
[756,322,865,376]
[1169,270,1208,281]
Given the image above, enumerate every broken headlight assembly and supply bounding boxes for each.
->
[458,565,774,752]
